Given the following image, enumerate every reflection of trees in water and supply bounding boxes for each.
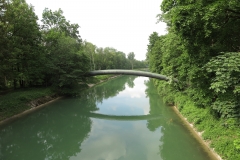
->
[0,105,92,160]
[144,79,165,132]
[145,80,209,160]
[145,79,178,159]
[126,76,136,88]
[81,76,137,107]
[0,76,137,160]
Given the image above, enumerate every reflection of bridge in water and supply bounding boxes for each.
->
[81,112,162,121]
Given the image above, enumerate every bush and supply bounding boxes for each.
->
[154,80,240,160]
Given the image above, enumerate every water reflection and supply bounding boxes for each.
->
[82,112,162,121]
[71,120,163,160]
[0,76,214,160]
[0,105,91,160]
[1,76,156,160]
[91,76,138,102]
[144,79,217,160]
[144,80,165,132]
[69,77,164,160]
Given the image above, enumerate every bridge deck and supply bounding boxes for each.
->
[85,70,178,82]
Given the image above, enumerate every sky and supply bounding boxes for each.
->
[26,0,167,60]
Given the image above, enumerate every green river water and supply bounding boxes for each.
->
[0,76,217,160]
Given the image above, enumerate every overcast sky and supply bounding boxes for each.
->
[26,0,167,60]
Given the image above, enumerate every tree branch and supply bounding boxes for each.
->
[226,9,240,15]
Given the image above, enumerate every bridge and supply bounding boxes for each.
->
[80,112,162,121]
[85,69,178,82]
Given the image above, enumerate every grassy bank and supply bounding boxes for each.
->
[86,75,115,84]
[153,80,240,160]
[0,87,56,121]
[0,75,118,122]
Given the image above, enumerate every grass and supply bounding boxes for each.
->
[152,79,240,160]
[86,75,117,84]
[174,93,240,160]
[0,87,55,121]
[0,75,118,121]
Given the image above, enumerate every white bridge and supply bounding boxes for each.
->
[85,69,178,82]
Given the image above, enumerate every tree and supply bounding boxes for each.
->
[46,34,89,94]
[83,41,96,70]
[127,52,135,69]
[149,0,240,117]
[146,32,164,73]
[41,8,81,41]
[41,8,90,95]
[0,0,42,89]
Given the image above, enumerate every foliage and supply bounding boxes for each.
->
[1,1,144,95]
[147,0,240,118]
[234,135,240,151]
[205,52,240,94]
[146,32,164,73]
[40,8,91,95]
[147,0,240,159]
[205,52,240,118]
[82,43,146,70]
[0,0,42,89]
[41,8,81,41]
[83,41,97,70]
[127,52,135,69]
[170,92,240,160]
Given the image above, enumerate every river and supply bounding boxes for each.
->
[0,76,217,160]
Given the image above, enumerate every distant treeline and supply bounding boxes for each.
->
[0,0,146,91]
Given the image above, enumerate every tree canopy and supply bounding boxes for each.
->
[0,0,146,95]
[147,0,240,118]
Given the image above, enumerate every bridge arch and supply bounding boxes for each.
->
[85,70,178,82]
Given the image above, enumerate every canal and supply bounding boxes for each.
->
[0,76,217,160]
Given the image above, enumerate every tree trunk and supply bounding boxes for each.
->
[4,76,7,87]
[19,80,24,88]
[13,79,17,89]
[91,53,95,70]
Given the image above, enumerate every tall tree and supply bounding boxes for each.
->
[41,8,90,94]
[41,8,81,41]
[83,41,96,70]
[0,0,42,88]
[127,52,135,69]
[149,0,240,117]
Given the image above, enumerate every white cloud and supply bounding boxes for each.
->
[26,0,167,60]
[118,77,148,98]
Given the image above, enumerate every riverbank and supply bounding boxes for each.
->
[86,75,120,87]
[0,75,120,125]
[170,94,240,160]
[172,106,223,160]
[151,78,240,160]
[0,87,56,122]
[0,96,62,126]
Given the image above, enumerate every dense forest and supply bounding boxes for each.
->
[147,0,240,119]
[0,0,146,93]
[146,0,240,159]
